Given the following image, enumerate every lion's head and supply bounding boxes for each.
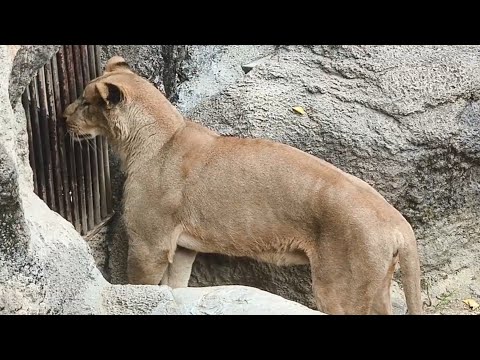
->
[63,56,178,145]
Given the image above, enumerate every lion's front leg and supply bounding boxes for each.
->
[160,247,197,288]
[126,226,179,285]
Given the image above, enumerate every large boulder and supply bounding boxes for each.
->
[0,45,321,315]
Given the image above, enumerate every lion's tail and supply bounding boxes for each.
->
[397,226,423,314]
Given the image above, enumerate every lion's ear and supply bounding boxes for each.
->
[104,56,133,73]
[95,82,125,108]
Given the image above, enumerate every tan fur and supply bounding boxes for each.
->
[63,56,423,315]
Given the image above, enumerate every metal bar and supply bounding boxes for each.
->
[51,52,73,223]
[72,45,84,96]
[67,45,88,235]
[78,45,96,229]
[82,45,102,225]
[73,45,94,232]
[80,45,91,85]
[83,213,114,240]
[96,135,107,219]
[94,45,102,75]
[22,89,38,195]
[94,45,113,215]
[58,46,81,232]
[103,135,112,215]
[28,79,47,202]
[87,45,97,80]
[38,65,58,214]
[91,45,108,219]
[45,59,66,217]
[20,46,113,234]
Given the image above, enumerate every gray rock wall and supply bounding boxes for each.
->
[100,45,187,101]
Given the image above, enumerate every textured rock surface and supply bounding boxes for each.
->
[0,45,321,315]
[181,45,480,314]
[103,285,320,315]
[8,45,60,108]
[163,286,320,315]
[176,45,277,113]
[100,45,187,101]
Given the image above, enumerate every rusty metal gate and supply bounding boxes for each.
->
[21,45,113,236]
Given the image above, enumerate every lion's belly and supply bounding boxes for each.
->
[177,227,311,266]
[177,232,215,253]
[252,251,310,266]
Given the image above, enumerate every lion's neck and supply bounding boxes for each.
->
[111,106,185,173]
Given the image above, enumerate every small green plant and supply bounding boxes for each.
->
[434,290,456,312]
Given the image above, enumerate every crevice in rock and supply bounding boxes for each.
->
[160,45,188,103]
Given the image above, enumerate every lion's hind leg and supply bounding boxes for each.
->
[160,247,197,288]
[308,245,388,315]
[370,256,398,315]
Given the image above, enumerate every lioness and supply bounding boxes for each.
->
[64,56,423,315]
